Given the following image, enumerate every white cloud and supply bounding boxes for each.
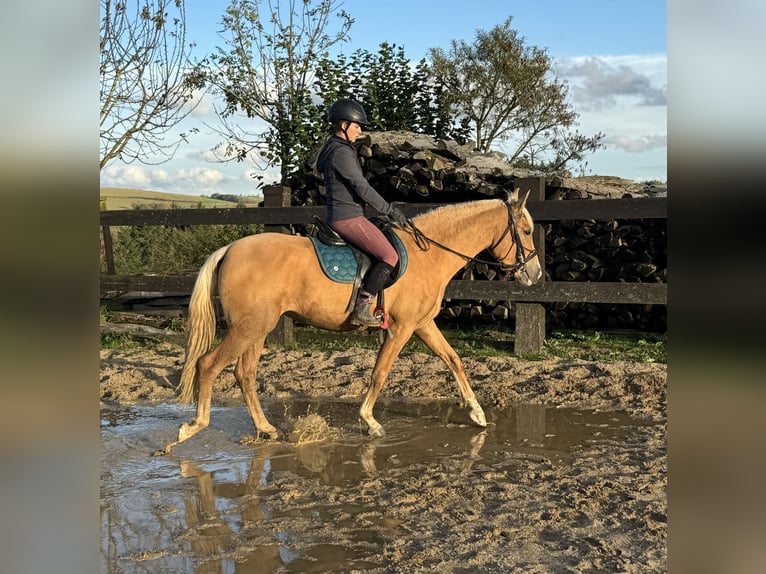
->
[100,160,278,196]
[606,134,667,153]
[186,147,226,163]
[101,163,227,193]
[188,89,216,118]
[185,141,272,165]
[554,54,667,179]
[149,168,172,184]
[175,167,226,187]
[100,164,153,188]
[559,55,667,111]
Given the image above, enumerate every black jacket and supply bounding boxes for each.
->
[316,136,393,222]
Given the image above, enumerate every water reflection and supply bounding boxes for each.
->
[101,400,649,573]
[178,459,283,573]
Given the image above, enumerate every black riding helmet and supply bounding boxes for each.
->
[327,98,370,126]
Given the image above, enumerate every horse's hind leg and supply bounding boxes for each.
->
[235,341,280,440]
[164,328,253,453]
[414,320,487,428]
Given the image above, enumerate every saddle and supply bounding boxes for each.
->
[309,216,409,312]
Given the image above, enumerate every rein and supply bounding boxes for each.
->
[398,202,538,278]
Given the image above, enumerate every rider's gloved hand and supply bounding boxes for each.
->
[388,207,408,226]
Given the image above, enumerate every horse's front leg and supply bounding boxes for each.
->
[359,327,412,437]
[414,320,487,429]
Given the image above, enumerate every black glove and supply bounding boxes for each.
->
[389,207,408,226]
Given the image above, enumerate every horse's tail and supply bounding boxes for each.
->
[177,244,231,404]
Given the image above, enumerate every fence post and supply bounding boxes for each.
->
[513,176,547,354]
[101,225,116,274]
[262,185,295,347]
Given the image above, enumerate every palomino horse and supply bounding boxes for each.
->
[158,188,542,454]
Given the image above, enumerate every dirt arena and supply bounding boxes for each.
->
[100,345,666,573]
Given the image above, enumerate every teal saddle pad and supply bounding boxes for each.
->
[309,231,408,284]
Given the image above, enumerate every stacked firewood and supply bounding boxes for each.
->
[542,215,666,331]
[290,131,666,333]
[292,131,539,205]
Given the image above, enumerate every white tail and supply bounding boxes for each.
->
[177,244,231,404]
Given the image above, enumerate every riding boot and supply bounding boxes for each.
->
[362,261,395,295]
[350,290,380,326]
[350,262,395,326]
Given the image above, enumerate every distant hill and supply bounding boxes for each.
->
[100,188,262,210]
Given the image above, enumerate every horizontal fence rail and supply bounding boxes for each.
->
[100,178,666,352]
[99,275,667,306]
[99,197,666,227]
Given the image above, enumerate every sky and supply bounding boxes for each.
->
[100,0,667,196]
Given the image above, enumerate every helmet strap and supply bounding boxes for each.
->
[340,121,351,141]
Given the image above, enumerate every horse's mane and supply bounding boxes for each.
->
[412,198,504,234]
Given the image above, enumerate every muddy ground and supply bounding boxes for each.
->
[100,344,666,573]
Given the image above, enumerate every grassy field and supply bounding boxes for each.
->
[100,187,250,210]
[289,325,666,364]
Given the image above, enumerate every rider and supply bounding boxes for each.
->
[316,98,408,326]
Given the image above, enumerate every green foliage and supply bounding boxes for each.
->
[541,331,666,363]
[313,42,470,144]
[108,221,262,274]
[290,325,666,364]
[100,331,142,350]
[196,4,604,185]
[199,0,353,183]
[208,192,262,205]
[429,16,604,171]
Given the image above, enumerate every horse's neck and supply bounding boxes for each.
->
[416,200,505,276]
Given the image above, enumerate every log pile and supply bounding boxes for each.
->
[291,131,664,205]
[289,131,667,333]
[542,216,666,331]
[293,131,541,205]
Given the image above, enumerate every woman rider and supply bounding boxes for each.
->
[316,98,408,326]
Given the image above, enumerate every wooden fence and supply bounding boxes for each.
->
[100,177,667,352]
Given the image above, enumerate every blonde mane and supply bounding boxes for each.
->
[411,198,505,236]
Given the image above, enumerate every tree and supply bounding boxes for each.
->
[200,0,353,183]
[429,17,603,171]
[100,0,204,169]
[313,43,470,143]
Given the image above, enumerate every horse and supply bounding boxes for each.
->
[157,188,542,455]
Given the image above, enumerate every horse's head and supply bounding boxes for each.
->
[488,188,543,287]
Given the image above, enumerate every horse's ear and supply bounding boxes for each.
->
[503,187,530,207]
[502,187,519,203]
[517,188,531,208]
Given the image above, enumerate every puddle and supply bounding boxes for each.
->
[101,398,656,572]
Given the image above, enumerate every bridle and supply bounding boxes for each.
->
[399,201,538,280]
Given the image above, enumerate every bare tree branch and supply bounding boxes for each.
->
[100,0,204,169]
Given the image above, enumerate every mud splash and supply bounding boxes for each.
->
[101,399,664,572]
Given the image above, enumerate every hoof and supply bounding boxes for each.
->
[259,428,281,441]
[178,422,196,442]
[367,425,386,438]
[468,406,487,428]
